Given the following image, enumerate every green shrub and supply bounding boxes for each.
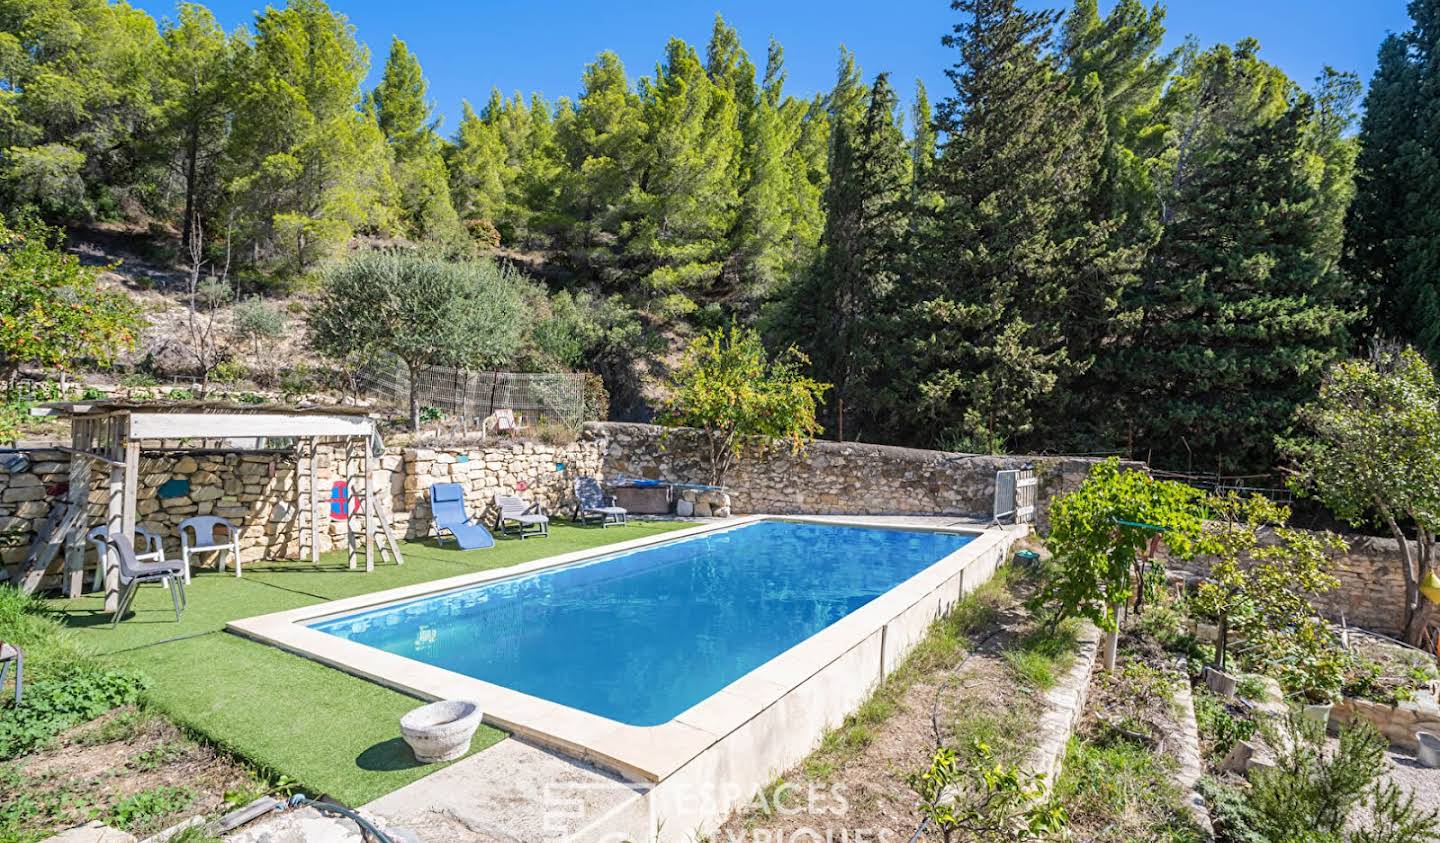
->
[0,663,149,759]
[0,587,149,759]
[211,359,247,385]
[1204,713,1440,843]
[1192,690,1257,761]
[118,372,158,388]
[910,741,1067,842]
[108,785,193,832]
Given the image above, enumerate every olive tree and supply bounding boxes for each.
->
[1283,345,1440,644]
[309,251,532,430]
[232,296,288,369]
[658,327,829,487]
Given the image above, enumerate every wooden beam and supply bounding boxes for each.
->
[105,462,122,612]
[51,445,125,468]
[122,438,138,561]
[129,412,373,441]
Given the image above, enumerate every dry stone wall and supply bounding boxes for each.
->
[0,438,607,583]
[398,441,605,540]
[1165,531,1439,640]
[7,418,1429,644]
[589,421,1105,528]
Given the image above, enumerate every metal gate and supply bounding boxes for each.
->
[994,468,1038,525]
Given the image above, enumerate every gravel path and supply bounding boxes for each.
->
[1383,746,1440,817]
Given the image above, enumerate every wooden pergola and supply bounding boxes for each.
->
[22,400,402,612]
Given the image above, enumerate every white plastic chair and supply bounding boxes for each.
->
[87,525,168,592]
[179,516,242,580]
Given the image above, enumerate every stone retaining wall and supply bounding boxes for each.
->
[0,437,609,579]
[1166,531,1438,640]
[397,441,606,540]
[1332,696,1440,753]
[590,421,1110,528]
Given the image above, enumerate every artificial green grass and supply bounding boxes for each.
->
[43,521,692,805]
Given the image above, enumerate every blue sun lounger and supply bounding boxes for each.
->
[429,483,496,550]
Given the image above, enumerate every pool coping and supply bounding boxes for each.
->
[227,515,1014,784]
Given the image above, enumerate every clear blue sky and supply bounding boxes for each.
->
[130,0,1412,132]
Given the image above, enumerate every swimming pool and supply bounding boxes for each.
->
[308,520,974,726]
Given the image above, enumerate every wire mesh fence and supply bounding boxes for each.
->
[356,357,589,432]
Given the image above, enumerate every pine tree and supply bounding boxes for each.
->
[1305,67,1361,273]
[901,0,1107,452]
[226,0,399,270]
[1349,0,1440,360]
[1119,101,1356,473]
[632,38,742,319]
[448,101,508,242]
[157,4,238,249]
[372,37,431,157]
[553,51,648,287]
[778,94,829,278]
[372,37,464,246]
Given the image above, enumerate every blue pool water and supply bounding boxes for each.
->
[310,520,974,726]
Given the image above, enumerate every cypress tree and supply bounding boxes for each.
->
[1349,0,1440,360]
[901,0,1107,452]
[1045,0,1172,452]
[1119,101,1356,473]
[910,79,936,207]
[781,73,910,442]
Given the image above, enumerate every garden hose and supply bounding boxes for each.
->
[289,794,395,843]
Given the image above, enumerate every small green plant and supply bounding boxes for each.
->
[119,372,159,388]
[1055,732,1204,842]
[418,405,445,424]
[71,707,156,747]
[211,359,247,385]
[1192,690,1257,761]
[108,786,194,832]
[131,741,187,771]
[909,741,1067,842]
[166,388,196,400]
[0,665,150,759]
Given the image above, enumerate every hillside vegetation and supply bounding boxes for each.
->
[2,0,1439,477]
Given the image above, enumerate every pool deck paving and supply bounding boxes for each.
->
[258,514,1018,843]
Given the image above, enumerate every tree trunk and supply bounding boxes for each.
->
[409,365,422,432]
[180,126,201,251]
[1380,503,1425,644]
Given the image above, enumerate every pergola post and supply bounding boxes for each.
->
[62,419,90,597]
[363,437,374,573]
[309,438,321,564]
[104,418,123,612]
[345,437,357,570]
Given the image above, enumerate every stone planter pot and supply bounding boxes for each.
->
[1303,702,1334,729]
[400,699,483,763]
[1418,731,1440,769]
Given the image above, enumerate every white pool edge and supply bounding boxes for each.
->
[227,516,1024,791]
